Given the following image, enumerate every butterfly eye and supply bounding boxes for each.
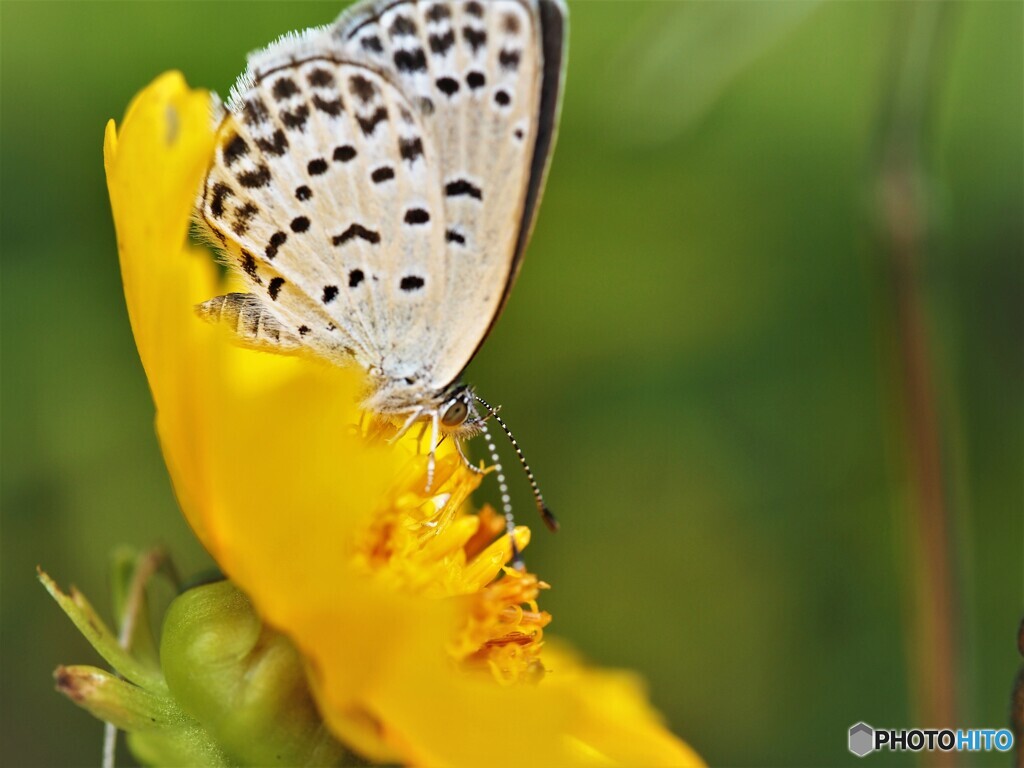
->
[441,398,469,427]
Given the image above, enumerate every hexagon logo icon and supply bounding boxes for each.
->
[849,722,875,757]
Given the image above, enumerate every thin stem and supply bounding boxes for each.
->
[873,1,959,751]
[102,548,169,768]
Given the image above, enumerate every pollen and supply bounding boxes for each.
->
[351,424,550,685]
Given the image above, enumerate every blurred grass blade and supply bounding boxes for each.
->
[870,1,960,742]
[604,1,820,144]
[110,547,177,672]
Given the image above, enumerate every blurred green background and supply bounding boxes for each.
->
[2,1,1020,765]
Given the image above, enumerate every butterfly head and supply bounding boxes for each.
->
[438,383,486,440]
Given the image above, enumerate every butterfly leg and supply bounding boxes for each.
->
[455,438,486,475]
[356,409,369,437]
[389,407,425,444]
[425,409,440,492]
[414,420,431,452]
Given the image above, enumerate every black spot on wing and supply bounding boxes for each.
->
[463,27,486,53]
[231,202,259,236]
[348,269,365,287]
[281,105,310,131]
[446,229,465,245]
[312,95,344,116]
[268,276,285,300]
[298,325,310,336]
[242,98,270,126]
[394,48,428,73]
[445,179,483,200]
[357,107,388,136]
[466,71,485,90]
[307,68,334,87]
[494,89,511,107]
[237,164,271,189]
[465,2,484,18]
[426,3,450,21]
[295,185,312,201]
[322,285,338,303]
[291,216,310,233]
[371,166,395,184]
[436,77,459,97]
[307,158,328,176]
[210,183,232,218]
[255,129,288,156]
[266,231,286,259]
[222,133,248,167]
[499,49,521,71]
[240,250,260,282]
[349,75,376,103]
[389,15,417,36]
[399,137,424,162]
[404,208,430,225]
[503,12,521,34]
[429,30,455,55]
[334,144,357,163]
[334,225,380,246]
[361,35,384,54]
[272,78,300,101]
[400,275,425,291]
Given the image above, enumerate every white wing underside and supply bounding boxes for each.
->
[198,0,564,408]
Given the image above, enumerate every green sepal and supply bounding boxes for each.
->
[53,662,230,767]
[54,664,178,733]
[39,568,167,693]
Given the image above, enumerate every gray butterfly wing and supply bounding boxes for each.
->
[199,37,449,387]
[331,0,568,388]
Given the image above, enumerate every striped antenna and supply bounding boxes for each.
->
[474,394,560,535]
[477,420,524,570]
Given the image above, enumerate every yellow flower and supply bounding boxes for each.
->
[105,71,703,768]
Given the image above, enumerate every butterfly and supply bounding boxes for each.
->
[195,0,567,549]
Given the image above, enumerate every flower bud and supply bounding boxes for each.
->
[159,580,346,766]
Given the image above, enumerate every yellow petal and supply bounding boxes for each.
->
[545,644,706,767]
[105,70,399,670]
[305,562,697,767]
[104,71,220,542]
